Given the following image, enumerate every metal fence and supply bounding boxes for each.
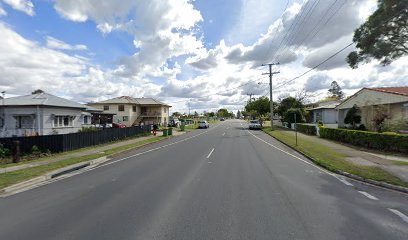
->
[0,126,151,153]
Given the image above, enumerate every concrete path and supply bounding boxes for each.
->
[280,129,408,182]
[0,130,185,174]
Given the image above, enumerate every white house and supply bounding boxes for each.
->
[88,96,171,127]
[336,87,408,131]
[308,99,341,128]
[0,92,92,137]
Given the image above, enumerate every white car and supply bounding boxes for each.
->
[198,120,210,128]
[248,120,262,130]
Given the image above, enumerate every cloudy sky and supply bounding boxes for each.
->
[0,0,407,113]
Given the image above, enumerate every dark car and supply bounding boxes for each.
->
[112,123,126,128]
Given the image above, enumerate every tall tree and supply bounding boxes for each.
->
[217,108,229,117]
[276,97,304,118]
[244,96,270,116]
[347,0,408,68]
[32,89,44,94]
[327,81,344,99]
[344,104,362,129]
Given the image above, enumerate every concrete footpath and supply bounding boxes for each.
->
[0,130,185,174]
[280,130,408,183]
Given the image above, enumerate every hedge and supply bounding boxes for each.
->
[296,124,317,135]
[319,127,408,153]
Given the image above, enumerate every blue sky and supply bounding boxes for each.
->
[0,0,406,113]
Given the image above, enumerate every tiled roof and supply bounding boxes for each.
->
[93,96,171,106]
[368,87,408,96]
[2,93,87,109]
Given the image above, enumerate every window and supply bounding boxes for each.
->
[16,116,34,129]
[84,116,89,124]
[164,107,167,113]
[123,116,129,121]
[53,116,73,128]
[103,105,109,111]
[132,105,137,112]
[118,105,125,111]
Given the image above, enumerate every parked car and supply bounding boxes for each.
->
[249,120,262,130]
[198,120,210,128]
[220,118,225,121]
[112,123,126,128]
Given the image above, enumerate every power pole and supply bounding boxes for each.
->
[262,63,280,129]
[247,93,254,103]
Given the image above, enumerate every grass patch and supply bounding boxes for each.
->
[391,160,408,166]
[0,136,166,189]
[263,128,408,188]
[0,133,152,168]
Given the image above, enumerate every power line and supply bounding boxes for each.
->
[274,42,354,90]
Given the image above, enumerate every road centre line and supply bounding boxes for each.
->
[358,191,379,200]
[388,208,408,224]
[222,132,225,136]
[207,148,215,159]
[246,130,354,186]
[98,124,222,168]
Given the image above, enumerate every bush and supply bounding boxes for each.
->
[319,127,408,153]
[296,124,317,135]
[0,144,10,158]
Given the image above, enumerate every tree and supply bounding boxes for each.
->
[276,97,304,119]
[172,112,181,117]
[32,89,44,94]
[327,81,344,99]
[237,110,241,119]
[283,108,304,127]
[344,104,361,129]
[244,96,270,117]
[217,108,229,117]
[347,0,408,68]
[372,105,390,132]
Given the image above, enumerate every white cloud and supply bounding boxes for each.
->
[54,0,203,79]
[46,36,88,51]
[3,0,34,16]
[0,5,7,16]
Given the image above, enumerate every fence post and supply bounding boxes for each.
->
[12,140,21,163]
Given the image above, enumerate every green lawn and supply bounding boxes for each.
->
[391,160,408,166]
[0,133,152,168]
[263,128,408,188]
[0,136,166,189]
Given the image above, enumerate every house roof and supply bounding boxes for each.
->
[2,93,87,109]
[336,87,408,110]
[310,103,339,110]
[368,87,408,96]
[92,96,171,107]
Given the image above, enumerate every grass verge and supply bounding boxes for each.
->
[263,128,408,188]
[0,136,166,189]
[0,133,152,168]
[391,160,408,166]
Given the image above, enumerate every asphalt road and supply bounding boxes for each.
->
[0,120,407,239]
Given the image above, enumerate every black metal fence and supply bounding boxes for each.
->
[0,126,151,153]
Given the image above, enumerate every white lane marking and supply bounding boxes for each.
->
[222,132,225,136]
[208,162,212,164]
[358,191,379,200]
[388,208,408,224]
[246,130,354,186]
[99,125,222,168]
[206,148,215,159]
[336,177,354,186]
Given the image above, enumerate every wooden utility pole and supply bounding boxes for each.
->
[262,63,280,129]
[247,93,254,103]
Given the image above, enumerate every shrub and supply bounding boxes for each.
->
[0,144,10,158]
[296,124,317,135]
[319,126,408,153]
